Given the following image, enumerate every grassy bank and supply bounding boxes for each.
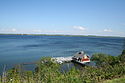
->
[103,76,125,83]
[0,50,125,83]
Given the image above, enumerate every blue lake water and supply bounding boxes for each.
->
[0,35,124,73]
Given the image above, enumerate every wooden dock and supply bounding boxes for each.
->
[52,56,72,64]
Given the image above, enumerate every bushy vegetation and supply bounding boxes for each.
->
[91,53,119,66]
[0,50,125,83]
[103,76,125,83]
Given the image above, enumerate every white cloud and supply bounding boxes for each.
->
[0,28,17,32]
[11,28,16,32]
[32,29,42,32]
[73,26,86,31]
[103,29,112,32]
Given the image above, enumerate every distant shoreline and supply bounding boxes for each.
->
[0,33,125,38]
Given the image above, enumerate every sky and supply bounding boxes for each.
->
[0,0,125,37]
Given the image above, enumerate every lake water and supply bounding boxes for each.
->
[0,35,124,74]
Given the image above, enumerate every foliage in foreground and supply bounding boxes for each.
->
[0,50,125,83]
[103,76,125,83]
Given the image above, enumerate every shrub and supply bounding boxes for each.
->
[118,50,125,62]
[91,53,119,66]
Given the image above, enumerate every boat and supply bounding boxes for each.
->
[72,51,90,65]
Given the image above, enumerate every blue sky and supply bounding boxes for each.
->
[0,0,125,36]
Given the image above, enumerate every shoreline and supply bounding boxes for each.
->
[0,50,125,83]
